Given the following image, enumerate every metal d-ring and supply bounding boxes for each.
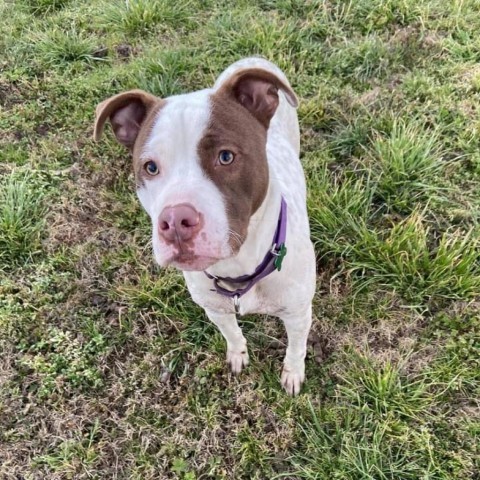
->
[233,295,240,315]
[270,243,280,255]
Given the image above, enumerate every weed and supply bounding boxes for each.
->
[18,326,106,398]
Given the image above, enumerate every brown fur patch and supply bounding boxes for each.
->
[197,91,270,251]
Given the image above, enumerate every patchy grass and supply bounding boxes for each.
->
[1,0,479,478]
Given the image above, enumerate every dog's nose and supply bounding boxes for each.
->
[158,203,201,242]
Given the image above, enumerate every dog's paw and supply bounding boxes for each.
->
[227,349,249,374]
[281,366,305,396]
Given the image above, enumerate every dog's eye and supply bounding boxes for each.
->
[144,160,159,176]
[218,150,235,166]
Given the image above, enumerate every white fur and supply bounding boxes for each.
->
[139,58,316,395]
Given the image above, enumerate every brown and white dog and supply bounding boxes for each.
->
[94,58,316,395]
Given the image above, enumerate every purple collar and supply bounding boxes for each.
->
[204,197,287,308]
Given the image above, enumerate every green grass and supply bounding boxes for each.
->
[22,0,71,15]
[33,27,107,68]
[349,213,480,304]
[1,0,479,478]
[0,172,47,265]
[101,0,195,36]
[367,120,446,213]
[18,325,106,398]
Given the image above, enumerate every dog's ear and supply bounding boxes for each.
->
[93,90,160,148]
[217,68,298,128]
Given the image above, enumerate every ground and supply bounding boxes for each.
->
[0,0,479,478]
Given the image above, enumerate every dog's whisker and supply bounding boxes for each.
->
[227,229,244,248]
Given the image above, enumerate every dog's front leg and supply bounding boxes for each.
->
[205,309,249,374]
[279,305,312,395]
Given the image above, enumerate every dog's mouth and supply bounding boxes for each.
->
[169,253,221,271]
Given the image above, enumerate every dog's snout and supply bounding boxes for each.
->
[158,203,200,242]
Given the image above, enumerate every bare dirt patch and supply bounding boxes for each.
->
[0,81,23,108]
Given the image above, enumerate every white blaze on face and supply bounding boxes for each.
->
[136,90,232,270]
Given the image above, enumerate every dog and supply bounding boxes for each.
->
[94,58,316,395]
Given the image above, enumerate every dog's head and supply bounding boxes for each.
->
[94,62,297,271]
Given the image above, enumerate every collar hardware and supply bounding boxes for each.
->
[273,243,287,271]
[233,295,240,314]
